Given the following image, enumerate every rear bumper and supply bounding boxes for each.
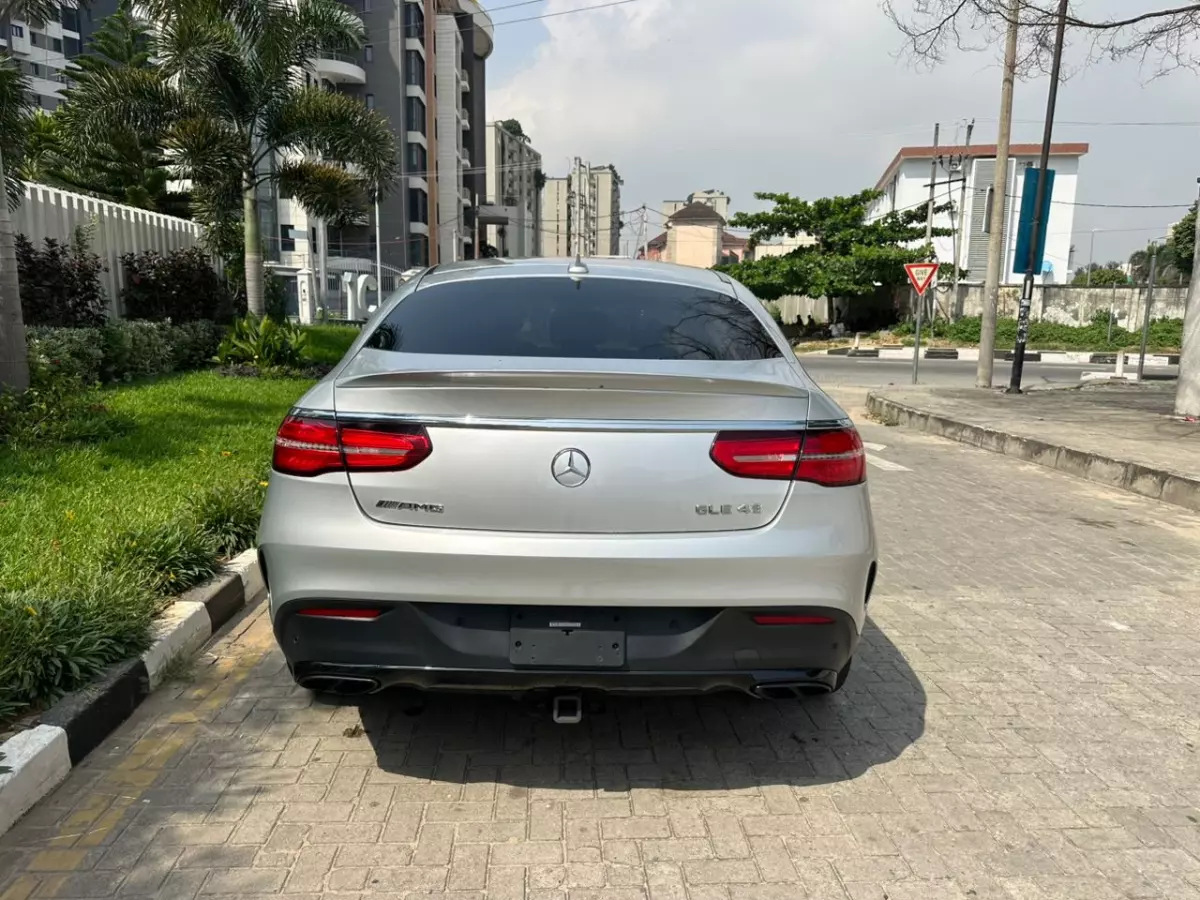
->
[275,601,859,696]
[258,474,877,630]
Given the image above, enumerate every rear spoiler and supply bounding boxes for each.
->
[334,368,810,399]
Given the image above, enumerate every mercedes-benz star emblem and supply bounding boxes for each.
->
[551,448,591,488]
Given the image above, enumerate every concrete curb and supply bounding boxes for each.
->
[804,347,1176,367]
[0,548,261,837]
[866,393,1200,513]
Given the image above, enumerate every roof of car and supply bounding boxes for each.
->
[417,256,734,292]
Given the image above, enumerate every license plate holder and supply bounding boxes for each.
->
[509,627,626,668]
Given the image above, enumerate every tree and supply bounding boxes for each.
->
[46,1,190,216]
[64,0,398,316]
[716,190,952,306]
[497,119,531,144]
[0,49,34,391]
[886,1,1200,75]
[1169,203,1197,280]
[1129,243,1184,287]
[1071,263,1127,287]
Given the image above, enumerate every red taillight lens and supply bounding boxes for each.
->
[753,614,835,625]
[298,608,382,619]
[711,427,865,486]
[339,424,432,472]
[709,432,802,479]
[273,415,342,476]
[795,428,865,487]
[272,414,433,477]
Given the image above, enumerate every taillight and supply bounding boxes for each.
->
[709,432,802,479]
[794,428,865,487]
[711,427,865,486]
[339,423,432,472]
[274,415,342,476]
[272,413,433,477]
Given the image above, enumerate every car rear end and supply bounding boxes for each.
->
[259,260,877,699]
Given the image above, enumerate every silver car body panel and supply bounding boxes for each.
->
[260,258,875,638]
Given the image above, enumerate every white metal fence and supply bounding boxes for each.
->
[15,182,207,317]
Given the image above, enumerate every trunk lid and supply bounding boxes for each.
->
[333,352,811,535]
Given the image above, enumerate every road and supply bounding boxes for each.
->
[3,398,1200,899]
[800,355,1180,388]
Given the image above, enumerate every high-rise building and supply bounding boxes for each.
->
[70,0,493,309]
[540,159,621,258]
[2,3,82,110]
[483,121,542,258]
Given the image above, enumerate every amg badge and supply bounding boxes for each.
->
[696,503,763,516]
[376,500,445,514]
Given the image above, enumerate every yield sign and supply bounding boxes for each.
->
[904,262,938,296]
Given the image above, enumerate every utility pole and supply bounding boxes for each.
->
[1137,245,1158,383]
[374,196,383,285]
[952,119,975,319]
[976,0,1020,389]
[1176,178,1200,417]
[913,122,939,384]
[472,192,480,259]
[1007,0,1069,394]
[923,123,939,320]
[1086,229,1096,286]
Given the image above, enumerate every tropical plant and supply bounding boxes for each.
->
[49,1,190,216]
[216,314,308,369]
[120,246,228,322]
[717,190,953,304]
[63,0,398,317]
[16,228,108,328]
[1,51,35,391]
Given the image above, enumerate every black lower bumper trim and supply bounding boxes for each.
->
[276,601,858,696]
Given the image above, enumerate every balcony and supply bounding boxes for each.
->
[459,68,469,92]
[313,51,366,85]
[459,107,469,130]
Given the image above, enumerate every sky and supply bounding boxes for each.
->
[484,0,1199,267]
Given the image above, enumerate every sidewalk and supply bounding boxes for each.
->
[866,381,1200,511]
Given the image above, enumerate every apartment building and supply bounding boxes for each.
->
[867,142,1089,284]
[483,121,542,258]
[2,2,82,110]
[68,0,492,310]
[540,159,622,257]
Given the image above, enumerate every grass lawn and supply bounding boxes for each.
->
[303,324,360,366]
[0,371,312,594]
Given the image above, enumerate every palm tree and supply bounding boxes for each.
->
[0,49,34,391]
[65,0,398,316]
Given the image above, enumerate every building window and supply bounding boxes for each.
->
[11,24,24,38]
[280,224,295,253]
[405,97,426,135]
[64,36,80,56]
[61,6,79,31]
[365,93,375,109]
[411,236,427,267]
[52,37,62,53]
[364,44,373,63]
[407,188,428,224]
[30,31,41,47]
[404,3,425,39]
[981,186,995,234]
[405,50,425,89]
[406,142,427,174]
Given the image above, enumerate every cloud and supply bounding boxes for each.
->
[489,0,1199,260]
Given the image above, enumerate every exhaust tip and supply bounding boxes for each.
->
[299,675,381,696]
[752,681,833,700]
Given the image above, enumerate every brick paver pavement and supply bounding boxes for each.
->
[3,402,1200,900]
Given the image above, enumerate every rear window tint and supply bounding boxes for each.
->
[364,276,783,361]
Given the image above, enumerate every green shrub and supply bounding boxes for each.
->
[168,320,224,370]
[0,376,132,446]
[26,328,105,385]
[0,573,160,723]
[892,315,1184,352]
[264,271,289,324]
[217,315,308,369]
[102,521,220,596]
[120,247,230,323]
[192,477,267,558]
[16,233,108,328]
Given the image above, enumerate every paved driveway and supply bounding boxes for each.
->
[3,397,1200,900]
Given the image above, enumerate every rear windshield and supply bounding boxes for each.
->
[363,276,783,361]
